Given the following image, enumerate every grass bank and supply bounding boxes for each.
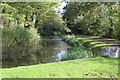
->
[60,35,110,60]
[61,47,94,61]
[61,35,113,55]
[61,34,120,60]
[0,57,119,78]
[61,35,113,49]
[77,34,120,42]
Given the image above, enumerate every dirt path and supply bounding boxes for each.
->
[76,36,120,47]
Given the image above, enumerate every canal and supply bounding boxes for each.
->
[2,36,71,68]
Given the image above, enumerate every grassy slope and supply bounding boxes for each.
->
[75,35,120,54]
[78,34,120,42]
[76,37,112,51]
[62,35,113,52]
[0,57,119,78]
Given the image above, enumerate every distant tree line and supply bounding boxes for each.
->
[63,2,120,40]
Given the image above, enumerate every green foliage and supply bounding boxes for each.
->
[61,35,79,46]
[63,2,120,40]
[61,47,94,61]
[2,26,40,62]
[1,2,64,35]
[39,15,66,36]
[1,2,67,67]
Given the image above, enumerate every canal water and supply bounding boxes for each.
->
[2,36,71,68]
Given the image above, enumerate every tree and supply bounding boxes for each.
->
[63,2,120,40]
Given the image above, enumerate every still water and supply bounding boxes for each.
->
[2,36,70,68]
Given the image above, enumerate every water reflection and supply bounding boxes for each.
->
[56,50,68,61]
[2,36,70,68]
[38,36,69,63]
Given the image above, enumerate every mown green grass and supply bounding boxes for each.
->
[61,35,112,53]
[60,35,114,61]
[0,57,119,78]
[76,37,112,50]
[78,34,120,42]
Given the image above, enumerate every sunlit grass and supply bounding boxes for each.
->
[62,35,112,51]
[78,34,120,41]
[0,57,119,78]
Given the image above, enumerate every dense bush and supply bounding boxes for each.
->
[61,47,94,61]
[2,26,40,62]
[61,35,94,60]
[61,35,82,47]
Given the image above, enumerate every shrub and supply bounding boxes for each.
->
[61,35,83,47]
[2,26,40,62]
[61,47,94,61]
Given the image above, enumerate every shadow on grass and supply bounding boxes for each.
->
[111,45,120,47]
[79,40,111,49]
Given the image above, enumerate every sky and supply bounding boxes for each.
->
[54,1,67,15]
[58,2,67,13]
